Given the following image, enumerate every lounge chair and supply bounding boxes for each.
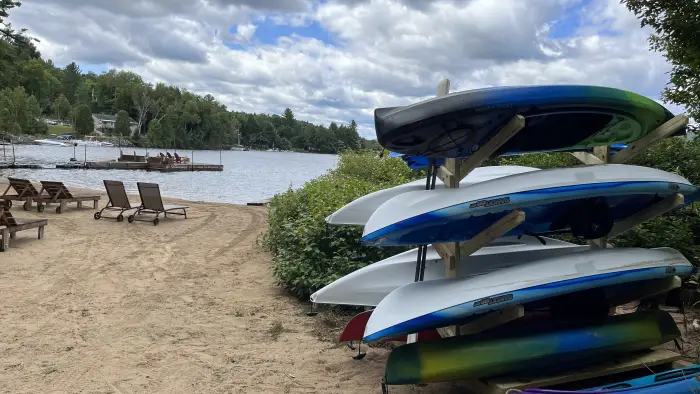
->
[35,180,101,213]
[0,202,47,252]
[1,177,47,210]
[94,180,140,222]
[128,182,188,226]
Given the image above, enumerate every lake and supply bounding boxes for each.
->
[0,144,338,204]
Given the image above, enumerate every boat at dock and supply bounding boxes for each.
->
[33,138,72,147]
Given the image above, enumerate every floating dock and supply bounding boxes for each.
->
[0,162,44,169]
[55,161,223,172]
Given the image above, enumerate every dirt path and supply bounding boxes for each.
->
[0,188,461,394]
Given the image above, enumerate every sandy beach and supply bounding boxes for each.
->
[0,182,466,394]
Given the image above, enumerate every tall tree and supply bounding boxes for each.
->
[73,104,93,137]
[52,94,71,122]
[61,62,82,104]
[622,0,700,119]
[114,110,131,136]
[132,84,153,135]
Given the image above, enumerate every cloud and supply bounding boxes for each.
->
[7,0,686,139]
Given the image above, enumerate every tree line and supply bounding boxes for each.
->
[0,1,367,153]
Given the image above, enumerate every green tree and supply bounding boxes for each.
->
[622,0,700,119]
[73,104,94,137]
[75,82,92,107]
[114,110,131,136]
[61,62,82,104]
[52,94,71,121]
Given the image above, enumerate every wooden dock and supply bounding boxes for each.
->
[0,162,43,169]
[55,161,223,172]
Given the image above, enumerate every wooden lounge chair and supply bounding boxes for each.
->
[94,180,139,222]
[35,180,101,213]
[128,182,188,226]
[1,177,46,211]
[0,202,47,252]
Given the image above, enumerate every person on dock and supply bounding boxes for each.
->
[174,152,181,163]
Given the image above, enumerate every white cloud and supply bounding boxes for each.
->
[7,0,689,139]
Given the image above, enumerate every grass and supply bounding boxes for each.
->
[269,320,286,341]
[47,125,74,135]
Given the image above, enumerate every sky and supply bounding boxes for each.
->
[7,0,689,139]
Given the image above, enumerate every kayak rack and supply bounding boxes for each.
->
[391,79,693,393]
[568,114,689,249]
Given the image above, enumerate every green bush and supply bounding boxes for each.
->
[266,137,700,300]
[264,151,421,299]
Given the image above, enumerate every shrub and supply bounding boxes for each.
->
[264,151,420,299]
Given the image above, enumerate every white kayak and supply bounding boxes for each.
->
[325,165,540,226]
[362,164,698,246]
[310,235,589,307]
[363,247,695,342]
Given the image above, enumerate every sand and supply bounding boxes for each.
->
[0,183,463,394]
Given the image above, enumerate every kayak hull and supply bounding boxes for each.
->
[384,310,681,385]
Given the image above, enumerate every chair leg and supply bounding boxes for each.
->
[77,200,83,209]
[0,228,8,251]
[38,225,44,239]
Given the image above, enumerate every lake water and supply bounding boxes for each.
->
[0,145,338,204]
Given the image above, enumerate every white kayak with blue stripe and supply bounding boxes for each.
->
[363,247,696,343]
[310,235,589,307]
[325,165,539,226]
[361,164,697,246]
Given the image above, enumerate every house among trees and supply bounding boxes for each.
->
[92,113,138,135]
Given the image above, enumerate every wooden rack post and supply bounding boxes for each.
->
[427,80,526,337]
[570,114,689,249]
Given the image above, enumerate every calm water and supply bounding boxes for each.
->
[0,145,338,204]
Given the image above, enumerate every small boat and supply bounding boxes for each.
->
[361,164,697,246]
[522,363,700,393]
[325,165,540,226]
[310,235,589,307]
[33,138,71,147]
[375,85,684,158]
[383,310,680,385]
[363,247,694,342]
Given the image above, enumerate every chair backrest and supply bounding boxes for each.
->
[137,182,165,211]
[0,203,17,227]
[103,180,131,209]
[8,177,40,197]
[40,181,73,199]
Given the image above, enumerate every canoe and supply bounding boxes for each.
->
[325,165,539,226]
[374,85,683,158]
[363,247,694,343]
[522,364,700,393]
[310,235,589,307]
[361,164,697,246]
[384,310,681,385]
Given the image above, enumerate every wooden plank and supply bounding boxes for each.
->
[571,151,605,165]
[436,79,451,97]
[593,146,610,163]
[10,219,48,232]
[456,115,526,182]
[602,193,684,240]
[611,114,690,164]
[459,305,524,336]
[459,210,526,257]
[472,349,682,394]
